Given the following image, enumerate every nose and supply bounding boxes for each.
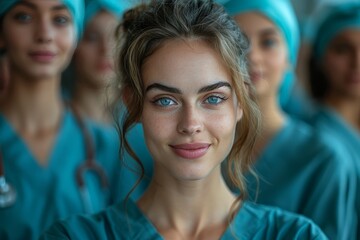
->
[35,18,54,43]
[248,42,261,66]
[100,38,115,58]
[177,105,204,135]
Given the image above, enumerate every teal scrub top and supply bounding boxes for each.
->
[245,117,357,240]
[0,109,151,240]
[308,106,360,239]
[40,199,328,239]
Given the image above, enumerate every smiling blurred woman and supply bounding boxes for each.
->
[0,1,125,239]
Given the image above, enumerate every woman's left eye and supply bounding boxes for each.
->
[204,95,225,105]
[262,38,277,48]
[54,16,71,25]
[153,97,177,107]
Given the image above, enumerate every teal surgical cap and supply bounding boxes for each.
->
[313,2,360,59]
[223,0,300,108]
[0,0,84,39]
[84,0,130,25]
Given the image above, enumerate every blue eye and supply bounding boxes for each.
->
[154,97,176,107]
[15,13,31,23]
[205,96,224,105]
[54,16,70,26]
[262,38,277,48]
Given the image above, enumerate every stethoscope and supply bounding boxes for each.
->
[0,104,108,213]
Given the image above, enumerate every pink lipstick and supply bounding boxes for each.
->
[170,143,210,159]
[29,51,56,63]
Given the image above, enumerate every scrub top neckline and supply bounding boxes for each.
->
[256,116,291,160]
[121,199,260,239]
[0,110,71,171]
[320,105,360,145]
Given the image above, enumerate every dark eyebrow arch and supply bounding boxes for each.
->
[145,81,232,94]
[198,81,232,93]
[16,1,68,11]
[146,83,182,94]
[260,28,278,36]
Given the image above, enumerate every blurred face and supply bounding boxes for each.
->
[322,29,360,99]
[0,0,76,80]
[234,12,288,100]
[140,39,243,182]
[74,11,117,88]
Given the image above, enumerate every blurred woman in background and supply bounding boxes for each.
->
[223,0,357,239]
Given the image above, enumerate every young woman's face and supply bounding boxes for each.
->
[140,39,243,182]
[234,12,288,100]
[0,0,76,80]
[74,11,117,88]
[322,29,360,99]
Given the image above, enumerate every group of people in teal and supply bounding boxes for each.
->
[0,0,358,239]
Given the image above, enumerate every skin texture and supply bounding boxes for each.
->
[234,12,288,153]
[138,38,242,239]
[0,0,76,164]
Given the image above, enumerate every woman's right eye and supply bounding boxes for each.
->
[14,12,32,23]
[153,97,177,107]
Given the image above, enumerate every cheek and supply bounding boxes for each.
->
[75,45,96,67]
[141,110,175,142]
[58,30,77,56]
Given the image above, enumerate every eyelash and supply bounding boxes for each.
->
[12,12,71,26]
[151,94,228,108]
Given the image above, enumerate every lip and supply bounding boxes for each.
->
[170,143,211,159]
[96,61,113,71]
[249,71,262,82]
[29,51,56,63]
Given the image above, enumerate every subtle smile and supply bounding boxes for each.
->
[170,143,211,159]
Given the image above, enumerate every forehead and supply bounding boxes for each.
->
[9,0,68,12]
[331,28,360,45]
[141,38,232,89]
[234,12,278,36]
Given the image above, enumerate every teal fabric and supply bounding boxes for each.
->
[312,3,360,59]
[309,106,360,239]
[0,109,151,240]
[0,0,84,39]
[40,199,328,239]
[223,0,300,108]
[245,118,357,240]
[84,0,130,25]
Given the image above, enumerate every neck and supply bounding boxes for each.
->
[138,166,235,239]
[0,73,63,134]
[255,95,286,155]
[72,80,112,124]
[324,95,360,132]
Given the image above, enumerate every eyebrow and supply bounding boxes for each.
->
[16,1,68,11]
[145,81,232,94]
[260,28,279,37]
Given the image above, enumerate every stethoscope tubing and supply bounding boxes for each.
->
[0,104,109,211]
